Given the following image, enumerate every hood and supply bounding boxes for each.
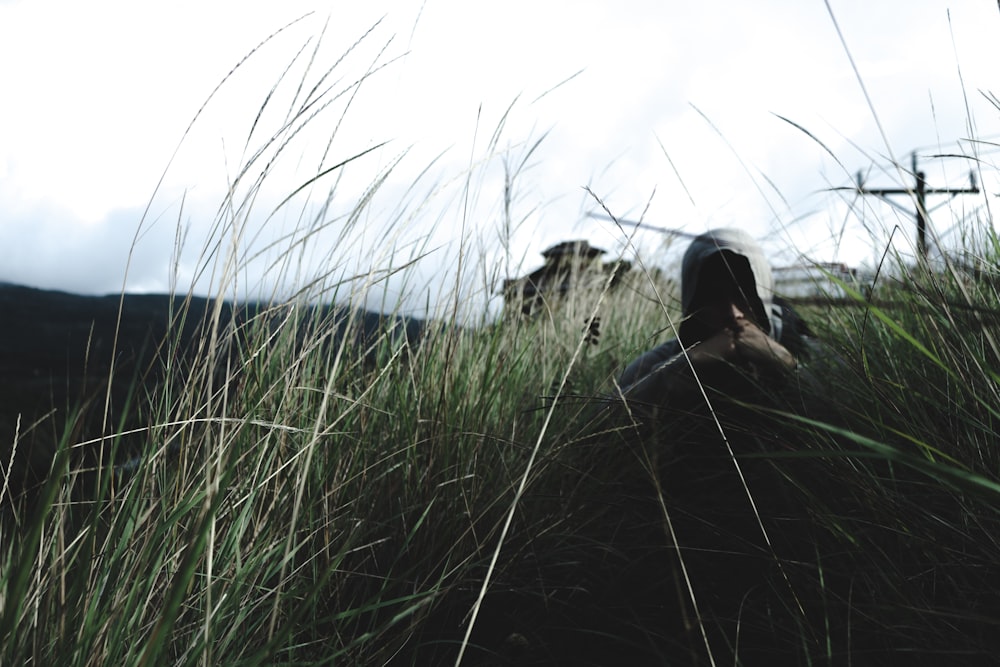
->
[680,228,781,338]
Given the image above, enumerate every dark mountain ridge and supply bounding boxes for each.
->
[0,282,427,498]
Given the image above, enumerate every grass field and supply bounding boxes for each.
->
[4,21,1000,667]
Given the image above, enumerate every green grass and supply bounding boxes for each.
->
[0,274,669,665]
[5,21,1000,667]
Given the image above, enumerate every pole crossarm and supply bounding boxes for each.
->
[853,152,979,259]
[861,186,978,195]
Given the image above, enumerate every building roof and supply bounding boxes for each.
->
[540,240,605,260]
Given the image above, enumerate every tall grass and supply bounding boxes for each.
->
[0,262,671,665]
[5,18,1000,667]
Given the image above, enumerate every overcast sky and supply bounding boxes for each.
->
[2,1,999,317]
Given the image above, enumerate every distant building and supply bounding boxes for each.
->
[773,262,868,300]
[502,240,631,315]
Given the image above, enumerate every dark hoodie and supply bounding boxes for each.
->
[603,229,826,658]
[616,228,814,407]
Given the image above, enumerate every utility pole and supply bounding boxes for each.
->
[856,152,979,260]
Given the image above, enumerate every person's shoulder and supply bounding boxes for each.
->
[618,338,682,389]
[771,296,846,381]
[772,296,815,358]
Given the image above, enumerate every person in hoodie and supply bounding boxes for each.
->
[601,228,827,660]
[616,227,815,414]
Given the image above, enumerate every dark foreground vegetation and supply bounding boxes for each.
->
[4,251,1000,665]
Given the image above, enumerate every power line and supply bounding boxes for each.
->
[585,212,702,240]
